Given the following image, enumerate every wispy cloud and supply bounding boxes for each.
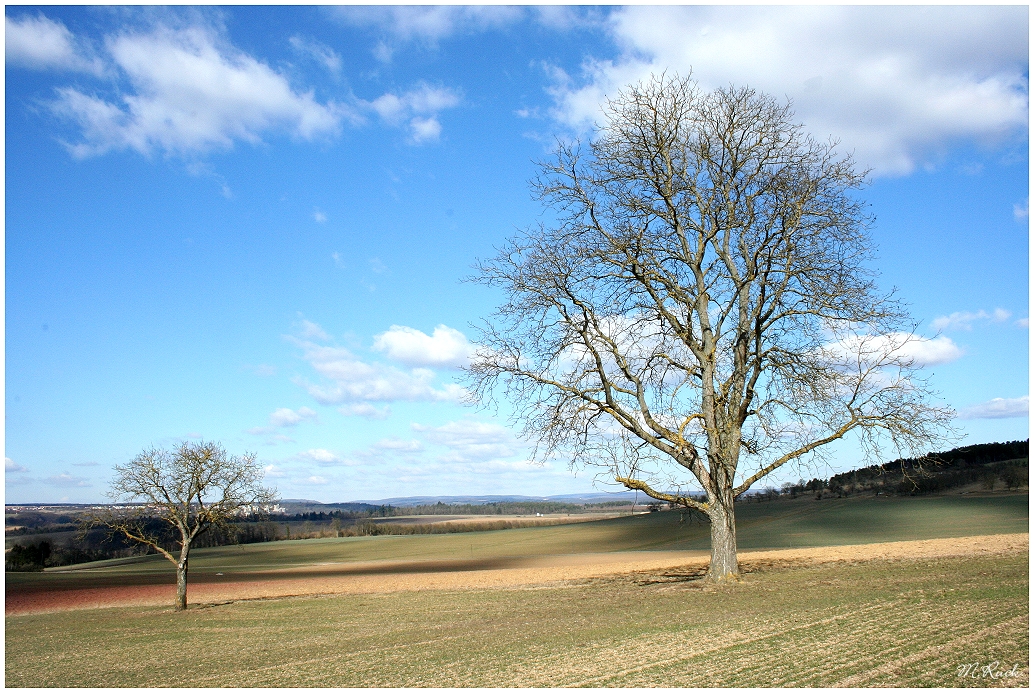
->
[288,35,341,74]
[1014,198,1029,220]
[334,6,523,45]
[412,419,521,465]
[958,395,1029,419]
[293,338,465,405]
[339,403,391,419]
[931,308,1012,331]
[44,472,92,488]
[297,318,331,342]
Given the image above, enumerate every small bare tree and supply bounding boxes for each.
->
[96,441,277,610]
[467,74,954,581]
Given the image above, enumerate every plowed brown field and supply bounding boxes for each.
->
[7,532,1025,615]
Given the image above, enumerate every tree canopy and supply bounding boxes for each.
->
[98,440,277,609]
[467,73,954,580]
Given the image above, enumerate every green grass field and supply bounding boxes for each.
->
[7,492,1028,592]
[5,493,1029,687]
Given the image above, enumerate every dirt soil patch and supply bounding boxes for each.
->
[6,532,1026,615]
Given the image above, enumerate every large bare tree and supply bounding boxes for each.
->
[97,441,277,610]
[467,74,954,581]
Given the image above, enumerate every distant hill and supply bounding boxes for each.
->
[816,440,1028,497]
[348,492,641,507]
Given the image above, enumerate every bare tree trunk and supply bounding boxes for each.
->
[175,549,189,611]
[706,489,739,581]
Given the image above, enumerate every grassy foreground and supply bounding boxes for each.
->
[6,551,1027,687]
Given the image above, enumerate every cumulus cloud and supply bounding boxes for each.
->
[269,406,317,427]
[958,395,1029,419]
[249,406,317,436]
[931,308,1012,331]
[363,83,461,143]
[883,334,963,367]
[5,457,28,473]
[545,5,1028,176]
[373,324,472,368]
[821,332,963,368]
[49,23,350,158]
[5,13,102,73]
[17,13,468,156]
[292,339,465,405]
[297,448,342,465]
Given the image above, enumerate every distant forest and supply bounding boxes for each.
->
[6,440,1027,571]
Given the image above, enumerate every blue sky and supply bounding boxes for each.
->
[4,5,1029,504]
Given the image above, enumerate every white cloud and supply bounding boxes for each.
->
[931,308,1012,331]
[5,13,102,73]
[297,319,331,342]
[373,324,472,368]
[364,83,461,143]
[887,334,963,367]
[269,406,317,427]
[50,24,349,158]
[292,338,465,405]
[1016,318,1029,329]
[249,406,317,436]
[298,449,342,465]
[288,35,341,74]
[375,438,423,453]
[993,308,1012,323]
[821,332,963,369]
[958,395,1029,420]
[339,403,391,419]
[45,473,91,488]
[335,6,523,44]
[412,420,520,465]
[546,5,1028,176]
[409,116,442,144]
[1014,198,1029,220]
[263,464,287,478]
[305,475,329,485]
[5,457,28,473]
[313,209,327,223]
